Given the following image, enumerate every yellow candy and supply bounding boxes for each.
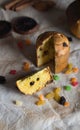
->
[39,94,44,101]
[54,93,60,102]
[70,77,77,83]
[67,63,73,70]
[54,87,61,94]
[45,92,54,99]
[65,70,72,74]
[72,67,79,73]
[53,88,61,102]
[14,100,23,106]
[36,100,46,106]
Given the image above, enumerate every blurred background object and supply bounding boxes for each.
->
[0,0,75,10]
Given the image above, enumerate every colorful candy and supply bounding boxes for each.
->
[0,76,6,84]
[17,42,23,49]
[71,81,79,87]
[36,94,46,106]
[64,101,70,107]
[70,77,79,87]
[53,75,60,81]
[45,92,54,99]
[64,85,71,91]
[45,87,69,107]
[67,63,73,70]
[54,93,61,102]
[13,100,23,106]
[23,62,30,71]
[54,87,61,94]
[65,63,79,74]
[59,96,66,105]
[39,94,44,101]
[36,100,46,106]
[9,70,16,75]
[65,70,72,74]
[54,87,61,102]
[25,39,31,45]
[72,67,79,73]
[70,77,77,83]
[65,63,73,74]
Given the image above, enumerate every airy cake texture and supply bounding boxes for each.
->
[36,31,70,73]
[16,67,52,95]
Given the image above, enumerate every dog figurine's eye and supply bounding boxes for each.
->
[63,42,68,47]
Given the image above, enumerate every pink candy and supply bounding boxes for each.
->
[9,70,17,75]
[71,81,79,87]
[17,42,23,49]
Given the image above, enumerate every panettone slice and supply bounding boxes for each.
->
[16,67,53,95]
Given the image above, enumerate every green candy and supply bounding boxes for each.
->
[64,85,71,91]
[53,75,60,81]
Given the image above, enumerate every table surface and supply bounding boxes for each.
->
[0,0,80,130]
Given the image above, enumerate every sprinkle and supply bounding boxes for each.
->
[39,94,44,101]
[25,39,31,45]
[36,100,46,106]
[59,96,66,105]
[64,85,71,91]
[70,77,77,83]
[9,70,16,75]
[0,76,6,84]
[53,75,60,81]
[45,92,54,99]
[71,81,79,87]
[13,100,23,106]
[72,67,79,73]
[64,102,70,107]
[17,42,23,49]
[23,62,30,71]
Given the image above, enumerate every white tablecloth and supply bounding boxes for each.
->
[0,0,80,130]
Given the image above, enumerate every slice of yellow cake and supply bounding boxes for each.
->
[16,67,53,95]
